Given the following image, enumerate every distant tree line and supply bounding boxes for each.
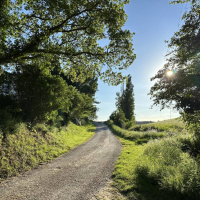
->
[109,74,135,129]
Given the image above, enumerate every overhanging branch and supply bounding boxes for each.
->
[0,2,101,65]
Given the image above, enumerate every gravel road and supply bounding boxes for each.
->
[0,122,121,200]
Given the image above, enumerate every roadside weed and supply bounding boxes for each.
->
[0,122,95,181]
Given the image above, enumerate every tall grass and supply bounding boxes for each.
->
[108,118,200,200]
[136,138,200,200]
[0,122,95,181]
[130,118,185,132]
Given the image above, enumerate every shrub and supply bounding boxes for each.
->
[109,109,127,128]
[125,119,135,129]
[106,120,166,143]
[32,123,49,135]
[0,110,21,142]
[136,138,200,199]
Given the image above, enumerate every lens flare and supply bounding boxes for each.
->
[166,70,173,76]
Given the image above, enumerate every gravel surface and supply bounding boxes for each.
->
[0,122,121,200]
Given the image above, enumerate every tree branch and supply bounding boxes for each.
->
[26,14,55,21]
[0,2,101,65]
[58,26,89,33]
[19,54,44,60]
[36,50,106,57]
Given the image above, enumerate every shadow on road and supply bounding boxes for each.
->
[93,122,108,133]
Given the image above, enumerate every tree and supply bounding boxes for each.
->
[0,63,75,124]
[0,0,136,137]
[150,1,200,125]
[121,75,135,121]
[51,61,99,123]
[170,0,198,5]
[0,0,136,85]
[116,75,135,121]
[109,109,127,128]
[110,74,135,128]
[0,61,99,126]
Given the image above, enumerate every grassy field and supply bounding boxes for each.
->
[0,122,95,181]
[106,118,200,200]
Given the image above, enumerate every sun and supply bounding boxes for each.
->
[166,70,173,76]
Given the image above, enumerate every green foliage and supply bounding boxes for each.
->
[0,0,135,85]
[115,75,135,122]
[106,120,166,143]
[0,121,95,180]
[51,64,99,122]
[170,0,198,5]
[125,120,135,129]
[0,0,136,141]
[130,122,185,132]
[109,109,127,128]
[32,123,49,135]
[121,75,135,121]
[136,138,200,200]
[109,119,200,200]
[110,74,135,128]
[150,1,200,131]
[0,0,135,140]
[0,64,72,123]
[0,62,98,131]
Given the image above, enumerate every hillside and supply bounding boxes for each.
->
[0,122,95,181]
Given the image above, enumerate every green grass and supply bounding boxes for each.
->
[112,138,145,199]
[107,118,200,200]
[131,118,185,132]
[106,121,167,144]
[0,122,95,181]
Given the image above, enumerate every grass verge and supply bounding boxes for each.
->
[0,122,95,181]
[106,119,200,200]
[106,121,166,144]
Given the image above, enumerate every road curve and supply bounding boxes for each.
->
[0,122,121,200]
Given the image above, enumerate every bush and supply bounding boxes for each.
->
[0,108,21,142]
[177,133,200,157]
[136,138,200,199]
[106,120,166,143]
[125,119,135,129]
[32,123,49,135]
[109,109,127,128]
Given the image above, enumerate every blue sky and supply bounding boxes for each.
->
[95,0,190,122]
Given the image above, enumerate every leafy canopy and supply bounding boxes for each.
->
[0,0,136,85]
[150,0,200,125]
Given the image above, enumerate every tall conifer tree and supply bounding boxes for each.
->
[122,75,135,121]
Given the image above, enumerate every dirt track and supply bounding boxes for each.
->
[0,122,121,200]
